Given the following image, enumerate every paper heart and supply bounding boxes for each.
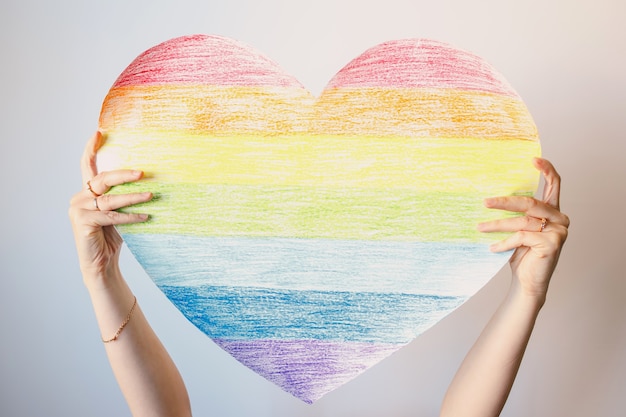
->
[97,35,540,403]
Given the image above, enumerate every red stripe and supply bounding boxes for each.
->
[111,36,518,96]
[326,39,518,96]
[112,34,305,88]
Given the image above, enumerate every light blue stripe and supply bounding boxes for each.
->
[123,233,509,297]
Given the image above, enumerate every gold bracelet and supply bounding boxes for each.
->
[102,296,137,343]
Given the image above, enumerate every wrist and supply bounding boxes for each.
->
[83,266,137,341]
[507,278,547,314]
[82,261,125,294]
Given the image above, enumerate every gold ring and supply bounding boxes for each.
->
[93,197,100,211]
[540,218,547,232]
[86,180,101,197]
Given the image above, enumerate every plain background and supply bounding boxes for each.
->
[1,0,624,416]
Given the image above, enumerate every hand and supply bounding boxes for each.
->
[68,131,152,288]
[478,158,570,298]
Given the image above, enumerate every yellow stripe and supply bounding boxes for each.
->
[99,86,537,140]
[98,133,540,194]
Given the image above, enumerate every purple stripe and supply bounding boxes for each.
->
[213,338,404,403]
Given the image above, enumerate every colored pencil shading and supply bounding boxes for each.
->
[98,35,540,403]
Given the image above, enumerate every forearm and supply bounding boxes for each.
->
[85,267,191,417]
[440,279,545,417]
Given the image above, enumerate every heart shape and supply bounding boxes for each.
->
[97,35,540,403]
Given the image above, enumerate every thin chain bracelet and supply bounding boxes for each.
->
[102,296,138,343]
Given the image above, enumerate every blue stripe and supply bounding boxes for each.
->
[161,284,463,343]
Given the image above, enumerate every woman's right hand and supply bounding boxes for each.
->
[68,131,152,289]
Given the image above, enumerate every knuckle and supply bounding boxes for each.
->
[100,193,113,206]
[68,193,85,217]
[524,196,539,209]
[546,231,566,250]
[523,216,533,229]
[105,210,120,221]
[553,171,562,184]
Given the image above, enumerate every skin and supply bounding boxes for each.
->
[69,131,569,417]
[441,158,569,417]
[69,132,191,417]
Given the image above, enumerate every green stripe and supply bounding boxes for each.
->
[112,182,527,242]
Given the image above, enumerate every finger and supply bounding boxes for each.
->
[69,193,150,229]
[80,131,103,183]
[489,229,562,255]
[87,169,144,196]
[92,192,153,212]
[533,157,561,210]
[478,215,548,233]
[85,209,149,227]
[483,196,569,226]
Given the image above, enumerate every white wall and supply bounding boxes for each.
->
[1,0,624,416]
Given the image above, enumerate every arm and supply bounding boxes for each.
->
[69,132,192,417]
[440,158,570,417]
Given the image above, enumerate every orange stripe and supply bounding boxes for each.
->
[313,88,537,140]
[100,85,314,135]
[100,85,537,140]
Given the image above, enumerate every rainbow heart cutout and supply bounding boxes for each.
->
[97,35,540,403]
